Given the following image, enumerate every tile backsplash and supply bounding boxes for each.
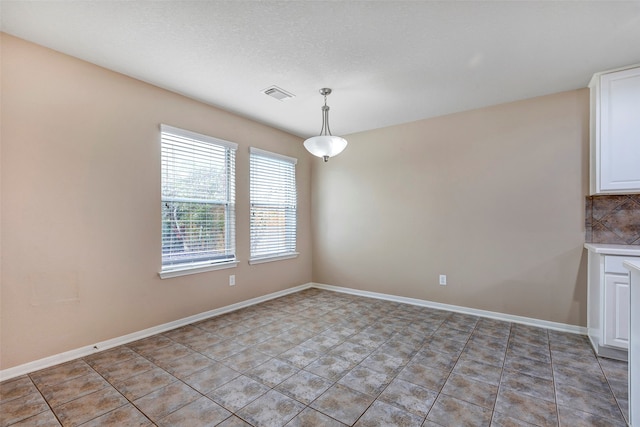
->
[586,194,640,244]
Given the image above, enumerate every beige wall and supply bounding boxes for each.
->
[312,89,589,327]
[1,32,591,371]
[0,34,312,369]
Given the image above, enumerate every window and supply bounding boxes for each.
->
[249,147,297,263]
[160,124,237,278]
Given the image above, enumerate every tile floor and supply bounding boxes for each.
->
[0,288,630,427]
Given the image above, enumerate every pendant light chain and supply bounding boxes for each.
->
[320,93,332,136]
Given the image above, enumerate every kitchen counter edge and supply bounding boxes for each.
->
[584,243,640,256]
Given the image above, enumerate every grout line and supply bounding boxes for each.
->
[547,328,561,427]
[25,375,64,427]
[596,356,629,424]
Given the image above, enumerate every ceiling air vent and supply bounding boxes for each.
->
[262,85,295,101]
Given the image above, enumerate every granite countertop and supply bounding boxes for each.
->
[584,243,640,256]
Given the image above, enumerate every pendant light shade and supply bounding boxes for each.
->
[303,135,348,161]
[303,88,347,162]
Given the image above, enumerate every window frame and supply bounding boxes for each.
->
[159,124,238,279]
[249,147,298,265]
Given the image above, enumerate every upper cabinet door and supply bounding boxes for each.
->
[590,65,640,195]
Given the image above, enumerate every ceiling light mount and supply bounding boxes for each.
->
[303,88,347,162]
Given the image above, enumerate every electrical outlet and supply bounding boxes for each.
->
[439,275,447,286]
[229,275,236,286]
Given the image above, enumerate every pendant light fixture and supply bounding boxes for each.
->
[303,88,348,162]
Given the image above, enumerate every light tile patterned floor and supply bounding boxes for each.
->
[0,288,629,426]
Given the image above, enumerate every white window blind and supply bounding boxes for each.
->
[161,124,237,273]
[250,147,297,263]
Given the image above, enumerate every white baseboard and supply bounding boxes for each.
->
[0,283,313,382]
[1,281,587,382]
[311,282,588,335]
[588,334,628,362]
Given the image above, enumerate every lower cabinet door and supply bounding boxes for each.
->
[604,273,630,349]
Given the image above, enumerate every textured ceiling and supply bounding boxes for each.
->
[2,1,640,138]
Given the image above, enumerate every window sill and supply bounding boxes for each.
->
[159,260,239,279]
[249,253,299,265]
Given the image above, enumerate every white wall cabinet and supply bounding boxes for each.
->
[586,243,640,360]
[590,65,640,195]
